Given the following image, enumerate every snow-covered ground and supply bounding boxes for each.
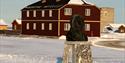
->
[0,34,125,63]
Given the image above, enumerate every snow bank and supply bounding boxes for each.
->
[101,33,125,39]
[59,35,66,40]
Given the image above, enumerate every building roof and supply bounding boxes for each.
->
[105,24,125,31]
[22,0,69,10]
[22,0,94,10]
[108,24,125,28]
[15,19,21,24]
[0,19,7,25]
[13,19,21,24]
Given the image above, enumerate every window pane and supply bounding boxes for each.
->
[26,10,30,17]
[26,23,29,30]
[33,10,36,17]
[85,9,91,16]
[41,23,45,30]
[49,10,52,17]
[49,23,52,30]
[42,10,45,17]
[64,8,72,15]
[64,23,70,31]
[85,24,90,31]
[33,23,36,30]
[42,0,46,3]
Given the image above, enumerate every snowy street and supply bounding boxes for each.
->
[0,35,125,63]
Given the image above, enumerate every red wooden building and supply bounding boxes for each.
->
[21,0,100,37]
[12,19,22,31]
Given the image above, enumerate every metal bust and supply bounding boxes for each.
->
[66,15,88,41]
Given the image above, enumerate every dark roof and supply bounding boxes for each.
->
[22,0,70,10]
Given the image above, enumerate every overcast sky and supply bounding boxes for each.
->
[0,0,125,25]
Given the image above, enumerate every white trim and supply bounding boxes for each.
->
[22,20,100,22]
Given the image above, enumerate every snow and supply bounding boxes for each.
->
[0,34,125,63]
[104,23,125,32]
[0,19,7,25]
[68,0,94,5]
[68,0,83,5]
[59,35,66,40]
[15,19,21,24]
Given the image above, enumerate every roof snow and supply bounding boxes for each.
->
[15,19,21,24]
[107,24,125,28]
[0,19,7,25]
[68,0,94,5]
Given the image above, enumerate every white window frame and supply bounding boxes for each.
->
[26,23,30,30]
[64,23,70,31]
[33,23,36,30]
[64,8,72,15]
[33,10,36,17]
[42,10,45,17]
[42,0,46,3]
[26,10,30,17]
[41,23,45,30]
[49,23,52,30]
[85,9,91,16]
[85,24,90,31]
[49,10,52,17]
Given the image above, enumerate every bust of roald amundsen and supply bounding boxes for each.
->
[66,15,88,41]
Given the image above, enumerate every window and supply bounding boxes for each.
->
[41,23,45,30]
[42,0,46,3]
[26,23,30,30]
[26,10,30,17]
[85,24,90,31]
[33,10,36,17]
[49,23,52,30]
[85,9,91,16]
[14,25,17,30]
[64,8,72,15]
[49,10,52,17]
[56,0,60,2]
[33,23,36,30]
[42,10,45,17]
[64,23,70,31]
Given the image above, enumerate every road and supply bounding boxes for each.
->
[0,36,125,63]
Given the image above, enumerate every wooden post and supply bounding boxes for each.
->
[63,41,92,63]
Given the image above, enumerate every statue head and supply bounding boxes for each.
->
[70,15,85,32]
[66,15,88,41]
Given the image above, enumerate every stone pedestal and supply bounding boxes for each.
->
[63,41,92,63]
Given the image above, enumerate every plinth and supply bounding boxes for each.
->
[63,41,92,63]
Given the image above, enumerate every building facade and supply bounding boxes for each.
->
[12,19,22,31]
[118,25,125,33]
[0,19,8,30]
[21,0,100,37]
[100,7,114,32]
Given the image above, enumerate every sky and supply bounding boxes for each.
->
[0,0,125,26]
